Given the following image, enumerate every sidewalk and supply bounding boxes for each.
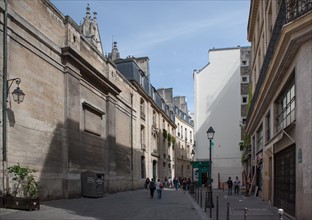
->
[189,187,293,220]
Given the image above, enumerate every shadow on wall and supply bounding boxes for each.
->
[38,119,144,201]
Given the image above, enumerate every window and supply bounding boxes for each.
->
[152,110,156,125]
[241,59,249,66]
[242,95,249,105]
[276,77,295,131]
[190,131,193,143]
[141,156,146,178]
[241,75,250,84]
[256,125,263,153]
[140,98,145,120]
[181,125,183,138]
[240,117,247,127]
[140,125,145,150]
[266,111,271,142]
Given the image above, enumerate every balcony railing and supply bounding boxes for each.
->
[286,0,312,22]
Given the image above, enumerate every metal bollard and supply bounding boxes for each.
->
[216,195,219,220]
[197,187,200,204]
[278,208,284,220]
[244,207,247,220]
[209,191,212,218]
[226,202,230,220]
[200,189,202,208]
[205,192,207,212]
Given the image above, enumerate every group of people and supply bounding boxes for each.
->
[226,176,241,195]
[144,176,191,199]
[144,177,164,199]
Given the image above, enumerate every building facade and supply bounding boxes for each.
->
[0,0,177,200]
[114,57,176,183]
[246,0,312,219]
[194,47,249,188]
[158,88,194,180]
[239,47,252,190]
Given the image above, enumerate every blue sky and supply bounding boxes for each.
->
[51,0,251,113]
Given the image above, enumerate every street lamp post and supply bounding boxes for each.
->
[206,126,215,213]
[206,126,215,187]
[191,149,195,182]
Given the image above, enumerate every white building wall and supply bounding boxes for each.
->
[194,47,243,188]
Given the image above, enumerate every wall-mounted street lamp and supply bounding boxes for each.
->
[7,78,25,104]
[2,77,25,194]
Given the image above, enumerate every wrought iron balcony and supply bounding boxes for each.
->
[286,0,312,22]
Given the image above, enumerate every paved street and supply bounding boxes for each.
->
[0,188,292,220]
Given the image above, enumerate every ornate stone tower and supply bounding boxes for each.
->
[81,4,103,54]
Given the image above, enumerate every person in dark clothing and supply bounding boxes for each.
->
[144,177,150,190]
[149,178,156,198]
[227,177,233,195]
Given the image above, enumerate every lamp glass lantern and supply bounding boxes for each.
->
[12,87,25,104]
[206,126,215,140]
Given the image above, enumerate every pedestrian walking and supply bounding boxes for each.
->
[234,176,241,195]
[227,177,233,195]
[156,178,164,199]
[182,178,187,193]
[144,177,150,191]
[173,177,179,190]
[149,178,156,198]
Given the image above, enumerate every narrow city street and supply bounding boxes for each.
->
[0,188,292,220]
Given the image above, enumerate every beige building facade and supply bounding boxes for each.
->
[246,0,312,219]
[157,88,194,179]
[0,0,176,200]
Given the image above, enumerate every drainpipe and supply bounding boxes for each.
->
[130,93,134,190]
[2,0,8,194]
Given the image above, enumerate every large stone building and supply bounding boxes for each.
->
[246,0,311,219]
[0,0,177,200]
[194,46,250,188]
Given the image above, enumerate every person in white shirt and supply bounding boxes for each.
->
[234,176,241,195]
[155,178,163,199]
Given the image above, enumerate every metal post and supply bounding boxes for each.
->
[216,195,219,220]
[2,0,8,195]
[205,192,207,212]
[209,139,212,185]
[197,186,199,204]
[200,189,202,208]
[209,191,212,218]
[226,202,230,220]
[244,207,247,220]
